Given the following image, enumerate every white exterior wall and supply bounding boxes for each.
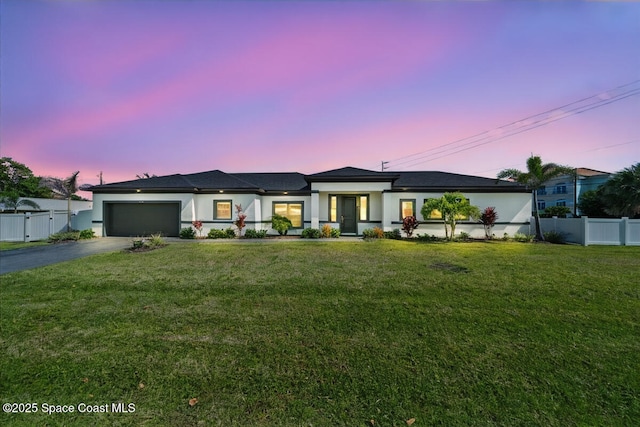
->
[193,193,258,233]
[259,195,312,235]
[383,191,531,238]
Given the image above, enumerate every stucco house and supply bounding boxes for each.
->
[89,166,531,238]
[536,168,611,216]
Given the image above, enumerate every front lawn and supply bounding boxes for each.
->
[1,241,638,426]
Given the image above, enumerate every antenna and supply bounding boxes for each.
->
[381,161,389,172]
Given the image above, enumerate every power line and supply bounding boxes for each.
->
[374,80,640,171]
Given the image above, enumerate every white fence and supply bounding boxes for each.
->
[0,210,92,242]
[539,216,640,246]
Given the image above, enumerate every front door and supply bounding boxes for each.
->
[340,196,357,234]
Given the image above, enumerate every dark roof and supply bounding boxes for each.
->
[90,167,527,193]
[306,166,398,182]
[231,173,309,191]
[390,171,527,192]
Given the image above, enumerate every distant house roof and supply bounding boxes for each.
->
[576,168,610,177]
[90,167,527,193]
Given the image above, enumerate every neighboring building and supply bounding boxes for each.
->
[536,168,611,216]
[89,166,531,238]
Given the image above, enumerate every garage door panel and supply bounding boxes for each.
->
[105,202,180,237]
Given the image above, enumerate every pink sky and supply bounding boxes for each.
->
[1,1,638,194]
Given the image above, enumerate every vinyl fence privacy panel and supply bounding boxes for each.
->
[0,214,25,242]
[539,217,640,246]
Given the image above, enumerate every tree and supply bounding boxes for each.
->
[0,193,41,213]
[0,157,51,198]
[421,192,480,241]
[40,171,80,231]
[497,156,575,241]
[577,190,610,218]
[598,163,640,218]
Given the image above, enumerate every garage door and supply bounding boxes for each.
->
[105,202,180,237]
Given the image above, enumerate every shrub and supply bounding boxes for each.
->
[330,228,340,238]
[514,233,534,243]
[321,224,333,238]
[401,215,419,238]
[147,233,166,247]
[502,232,510,241]
[207,228,236,239]
[544,231,566,244]
[384,229,402,240]
[457,231,471,241]
[362,229,376,239]
[244,229,267,239]
[78,229,95,239]
[272,214,292,236]
[416,233,441,242]
[49,231,80,243]
[180,227,196,239]
[543,206,571,218]
[301,228,321,239]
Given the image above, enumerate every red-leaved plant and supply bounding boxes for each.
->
[192,220,203,238]
[234,204,247,237]
[401,215,419,238]
[480,207,498,239]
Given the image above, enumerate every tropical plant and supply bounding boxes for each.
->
[597,163,640,218]
[480,207,498,239]
[78,229,96,239]
[577,190,610,218]
[234,204,247,237]
[421,192,481,241]
[0,193,41,213]
[192,220,204,238]
[497,156,575,241]
[401,216,419,238]
[383,229,402,240]
[271,214,292,235]
[39,171,80,232]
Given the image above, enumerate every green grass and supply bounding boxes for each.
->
[0,241,48,251]
[1,241,638,426]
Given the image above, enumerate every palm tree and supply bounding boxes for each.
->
[0,192,41,213]
[598,163,640,218]
[497,156,574,241]
[421,192,481,241]
[40,171,80,231]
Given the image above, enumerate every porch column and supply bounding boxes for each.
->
[311,191,319,229]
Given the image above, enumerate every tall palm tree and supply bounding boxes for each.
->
[497,156,574,241]
[40,171,80,232]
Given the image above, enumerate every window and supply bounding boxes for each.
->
[556,200,566,207]
[274,202,303,228]
[214,200,232,220]
[330,196,337,222]
[422,198,471,220]
[400,199,415,219]
[538,200,546,211]
[537,186,547,195]
[554,183,567,194]
[359,195,368,221]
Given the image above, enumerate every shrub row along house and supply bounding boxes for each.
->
[89,166,531,238]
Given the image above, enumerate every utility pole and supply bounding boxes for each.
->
[381,161,389,172]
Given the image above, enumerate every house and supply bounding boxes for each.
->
[536,168,611,216]
[89,166,531,238]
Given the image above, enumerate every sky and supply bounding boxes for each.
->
[1,0,639,194]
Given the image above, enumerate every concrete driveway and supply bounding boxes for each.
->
[0,237,132,275]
